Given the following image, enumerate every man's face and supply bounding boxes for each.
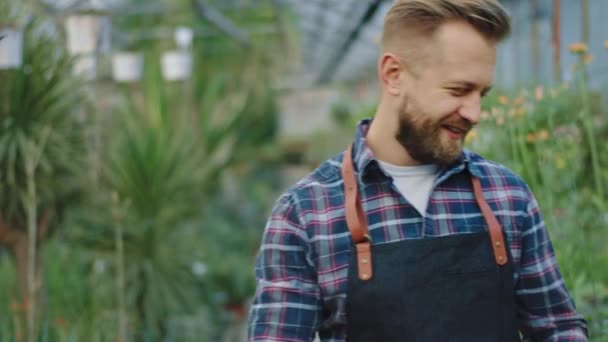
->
[395,21,496,167]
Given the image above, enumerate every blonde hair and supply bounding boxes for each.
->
[381,0,510,65]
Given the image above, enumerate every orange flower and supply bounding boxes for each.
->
[514,96,525,105]
[583,54,593,64]
[55,317,68,328]
[568,42,588,54]
[498,95,509,105]
[515,108,526,117]
[537,130,549,141]
[604,40,608,49]
[526,133,536,143]
[534,86,544,101]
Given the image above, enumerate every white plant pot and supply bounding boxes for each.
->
[73,55,96,80]
[0,27,23,69]
[65,14,104,55]
[174,26,193,49]
[161,50,192,81]
[112,52,143,82]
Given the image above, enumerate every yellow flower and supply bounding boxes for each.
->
[555,156,566,170]
[514,96,525,105]
[526,133,536,143]
[498,95,509,105]
[604,40,608,49]
[583,54,593,64]
[568,42,588,54]
[534,86,544,101]
[515,108,526,117]
[537,130,549,141]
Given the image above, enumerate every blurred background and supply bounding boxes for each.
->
[0,0,606,341]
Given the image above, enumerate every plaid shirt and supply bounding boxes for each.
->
[248,119,588,342]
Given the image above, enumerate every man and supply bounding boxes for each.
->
[248,0,588,341]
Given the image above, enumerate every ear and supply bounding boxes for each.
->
[378,53,403,96]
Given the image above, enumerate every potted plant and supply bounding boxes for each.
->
[64,14,102,55]
[64,8,110,56]
[0,15,89,341]
[0,0,24,70]
[161,27,194,81]
[109,0,162,83]
[0,25,23,69]
[111,51,143,82]
[160,50,192,81]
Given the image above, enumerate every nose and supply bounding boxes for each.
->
[458,93,482,125]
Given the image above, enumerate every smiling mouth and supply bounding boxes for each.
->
[442,125,468,138]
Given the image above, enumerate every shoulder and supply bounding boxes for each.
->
[273,151,346,221]
[466,150,530,191]
[464,150,534,208]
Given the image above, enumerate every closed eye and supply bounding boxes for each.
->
[449,88,469,97]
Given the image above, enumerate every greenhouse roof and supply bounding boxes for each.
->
[278,0,392,87]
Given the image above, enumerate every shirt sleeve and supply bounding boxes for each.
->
[516,188,589,341]
[248,194,321,342]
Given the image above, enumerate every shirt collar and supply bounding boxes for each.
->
[350,118,481,183]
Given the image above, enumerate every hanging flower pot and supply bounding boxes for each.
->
[73,54,96,81]
[174,26,193,49]
[111,51,143,82]
[161,50,192,81]
[65,14,106,55]
[0,26,23,69]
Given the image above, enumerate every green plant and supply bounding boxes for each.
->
[64,49,278,340]
[0,12,89,341]
[467,43,608,337]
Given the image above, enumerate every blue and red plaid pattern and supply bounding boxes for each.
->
[248,119,588,342]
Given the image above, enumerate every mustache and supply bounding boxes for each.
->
[439,117,474,133]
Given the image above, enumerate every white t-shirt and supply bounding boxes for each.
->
[376,160,439,216]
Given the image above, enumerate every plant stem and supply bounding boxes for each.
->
[25,150,37,342]
[113,194,128,342]
[577,62,604,202]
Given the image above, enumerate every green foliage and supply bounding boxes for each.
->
[0,0,286,340]
[0,17,88,229]
[468,55,608,337]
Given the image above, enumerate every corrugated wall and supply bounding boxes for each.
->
[495,0,608,89]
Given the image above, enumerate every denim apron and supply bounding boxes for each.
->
[341,144,520,341]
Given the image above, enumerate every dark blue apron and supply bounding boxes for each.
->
[341,144,520,341]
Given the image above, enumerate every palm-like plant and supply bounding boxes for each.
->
[66,49,278,339]
[0,12,89,341]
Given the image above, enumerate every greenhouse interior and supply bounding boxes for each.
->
[0,0,607,340]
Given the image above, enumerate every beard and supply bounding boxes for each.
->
[395,99,471,168]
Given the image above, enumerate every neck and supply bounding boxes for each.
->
[367,103,421,167]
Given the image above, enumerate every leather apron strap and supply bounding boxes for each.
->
[341,144,508,281]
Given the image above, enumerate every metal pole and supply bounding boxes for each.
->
[581,0,590,43]
[530,0,540,82]
[552,0,562,83]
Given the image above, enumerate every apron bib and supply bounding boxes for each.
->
[341,144,520,341]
